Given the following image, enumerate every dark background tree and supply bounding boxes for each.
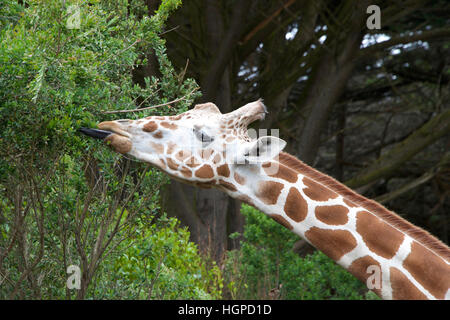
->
[135,0,450,259]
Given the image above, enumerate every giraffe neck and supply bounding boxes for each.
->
[225,152,450,300]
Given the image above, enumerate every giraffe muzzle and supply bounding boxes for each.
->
[79,127,113,140]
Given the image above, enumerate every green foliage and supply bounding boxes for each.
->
[95,217,223,299]
[223,205,380,300]
[0,0,199,175]
[0,0,215,300]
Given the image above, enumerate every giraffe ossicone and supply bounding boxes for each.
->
[81,99,450,300]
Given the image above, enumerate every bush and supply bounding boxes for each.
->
[0,0,217,300]
[223,204,380,300]
[94,217,223,299]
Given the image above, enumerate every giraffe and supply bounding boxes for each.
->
[80,99,450,300]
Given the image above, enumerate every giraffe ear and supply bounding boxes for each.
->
[244,136,286,163]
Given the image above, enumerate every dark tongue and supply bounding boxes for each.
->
[78,127,113,139]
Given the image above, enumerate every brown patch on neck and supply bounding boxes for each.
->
[263,162,298,183]
[284,187,308,223]
[390,267,428,300]
[302,177,338,201]
[143,121,158,132]
[315,205,349,225]
[356,211,404,259]
[270,214,293,230]
[348,256,382,298]
[343,198,359,208]
[305,227,357,261]
[402,241,450,300]
[195,164,214,179]
[277,152,450,262]
[256,181,284,205]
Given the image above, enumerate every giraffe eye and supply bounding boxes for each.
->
[193,128,214,145]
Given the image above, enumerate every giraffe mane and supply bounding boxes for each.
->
[277,152,450,262]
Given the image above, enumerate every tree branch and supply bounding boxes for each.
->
[103,87,198,114]
[359,27,450,58]
[345,109,450,189]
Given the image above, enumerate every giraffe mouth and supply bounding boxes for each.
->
[79,128,113,140]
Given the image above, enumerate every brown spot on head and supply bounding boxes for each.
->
[195,164,214,179]
[180,166,192,178]
[348,256,382,298]
[305,227,357,261]
[105,134,132,154]
[160,121,178,130]
[166,142,176,154]
[212,153,221,164]
[155,158,167,170]
[315,205,349,225]
[217,164,230,178]
[186,156,200,168]
[150,142,164,154]
[175,150,191,162]
[302,177,338,201]
[256,181,284,205]
[390,267,428,300]
[143,121,158,132]
[234,172,246,185]
[153,131,163,139]
[284,187,308,223]
[356,211,404,259]
[199,148,214,160]
[166,158,179,171]
[270,214,293,230]
[263,162,298,183]
[168,114,183,121]
[402,241,450,300]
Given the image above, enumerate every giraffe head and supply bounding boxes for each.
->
[81,100,286,189]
